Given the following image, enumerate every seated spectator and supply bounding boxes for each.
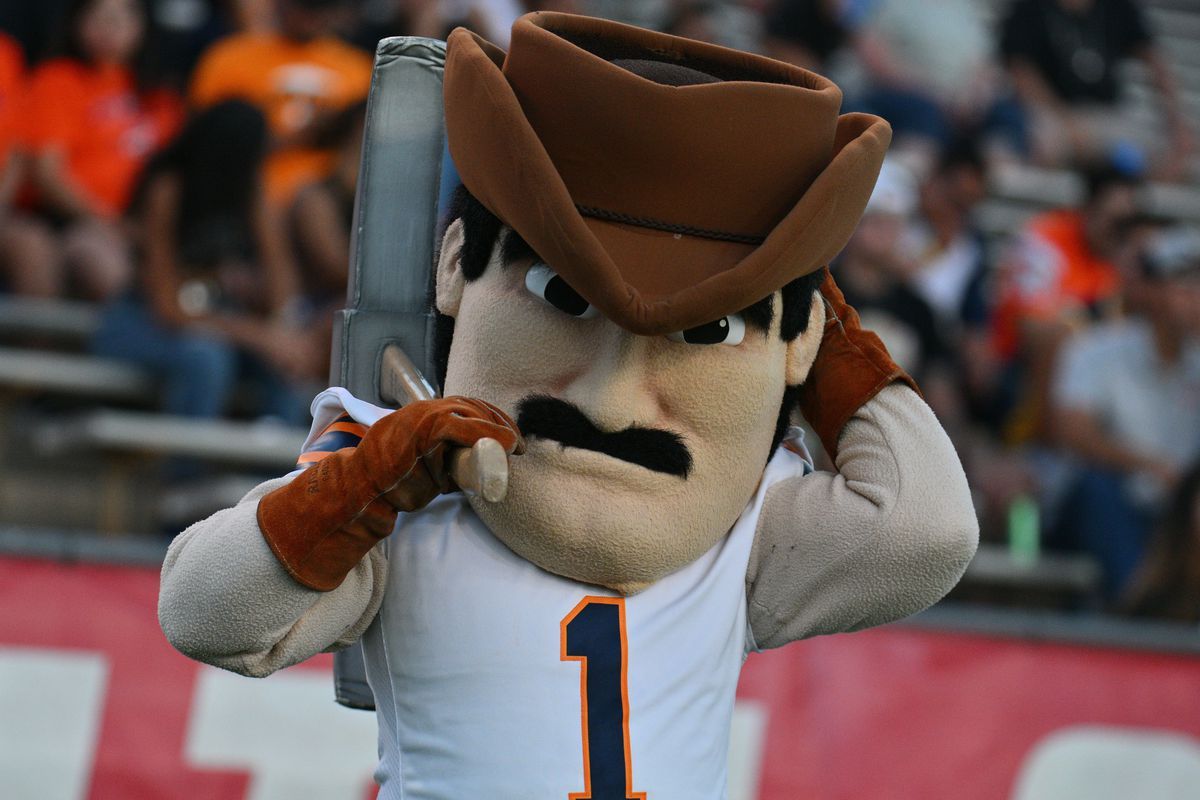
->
[0,31,54,297]
[189,0,373,205]
[911,139,990,328]
[763,0,850,74]
[910,139,1000,431]
[1053,227,1200,600]
[992,164,1141,442]
[1123,462,1200,623]
[13,0,182,301]
[92,101,319,427]
[853,0,1022,168]
[1000,0,1193,178]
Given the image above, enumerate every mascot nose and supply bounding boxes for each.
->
[561,329,660,432]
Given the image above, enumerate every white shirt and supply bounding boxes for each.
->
[304,389,809,799]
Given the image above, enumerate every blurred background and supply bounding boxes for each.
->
[0,0,1199,798]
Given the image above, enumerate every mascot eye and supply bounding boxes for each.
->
[524,262,598,318]
[667,314,746,346]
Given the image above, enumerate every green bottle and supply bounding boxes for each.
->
[1008,493,1040,567]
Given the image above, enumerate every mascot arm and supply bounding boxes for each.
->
[158,475,387,678]
[745,383,977,649]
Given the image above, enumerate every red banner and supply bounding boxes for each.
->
[3,555,1200,800]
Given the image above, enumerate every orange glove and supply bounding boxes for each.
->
[258,397,524,591]
[798,272,919,459]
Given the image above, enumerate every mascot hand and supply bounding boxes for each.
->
[257,398,523,591]
[797,272,918,459]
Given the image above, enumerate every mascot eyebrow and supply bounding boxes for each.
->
[433,186,828,461]
[441,184,826,339]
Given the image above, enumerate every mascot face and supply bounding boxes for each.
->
[437,221,824,593]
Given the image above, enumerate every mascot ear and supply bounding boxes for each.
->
[785,291,826,386]
[436,218,466,318]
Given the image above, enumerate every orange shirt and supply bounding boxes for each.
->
[0,33,24,174]
[22,59,182,216]
[190,33,372,203]
[992,209,1122,359]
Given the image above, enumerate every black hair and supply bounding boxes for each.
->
[936,135,985,177]
[433,185,826,459]
[129,100,268,262]
[1082,162,1142,206]
[55,0,161,95]
[309,99,368,151]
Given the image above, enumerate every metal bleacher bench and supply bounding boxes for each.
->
[0,296,100,343]
[0,346,154,402]
[0,295,308,532]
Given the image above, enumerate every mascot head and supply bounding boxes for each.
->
[434,13,889,593]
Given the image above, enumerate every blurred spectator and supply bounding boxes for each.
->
[190,0,372,204]
[288,99,363,310]
[0,31,21,205]
[834,159,951,386]
[10,0,181,302]
[763,0,850,74]
[1053,226,1200,600]
[853,0,1021,167]
[1123,462,1200,623]
[992,165,1142,442]
[0,31,42,295]
[1000,0,1194,179]
[92,101,318,426]
[909,139,1000,430]
[911,139,990,328]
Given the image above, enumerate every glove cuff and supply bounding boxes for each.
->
[258,450,398,591]
[798,276,919,459]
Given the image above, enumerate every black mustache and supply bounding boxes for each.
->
[516,395,693,478]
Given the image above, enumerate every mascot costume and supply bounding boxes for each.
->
[160,12,978,798]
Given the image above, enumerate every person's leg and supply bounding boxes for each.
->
[1059,466,1153,601]
[92,297,238,418]
[236,348,313,426]
[62,218,133,302]
[0,215,63,297]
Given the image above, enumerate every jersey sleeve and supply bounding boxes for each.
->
[744,384,978,649]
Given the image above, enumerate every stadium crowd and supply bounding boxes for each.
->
[0,0,1198,620]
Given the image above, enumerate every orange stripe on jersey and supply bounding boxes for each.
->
[296,446,356,468]
[323,420,369,438]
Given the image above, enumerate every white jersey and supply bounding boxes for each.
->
[303,389,810,800]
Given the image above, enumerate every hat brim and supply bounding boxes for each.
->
[444,27,891,335]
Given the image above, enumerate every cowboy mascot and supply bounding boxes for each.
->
[161,12,977,798]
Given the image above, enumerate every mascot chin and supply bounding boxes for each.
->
[160,12,977,798]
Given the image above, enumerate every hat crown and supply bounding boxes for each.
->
[444,13,890,334]
[504,14,842,241]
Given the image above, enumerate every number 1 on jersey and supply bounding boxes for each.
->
[560,597,646,800]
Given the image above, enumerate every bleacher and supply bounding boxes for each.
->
[2,0,1198,605]
[0,298,307,535]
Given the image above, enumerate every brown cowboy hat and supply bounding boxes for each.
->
[444,12,891,335]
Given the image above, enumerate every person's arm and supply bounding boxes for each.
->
[1056,407,1176,485]
[252,184,301,318]
[1136,45,1193,176]
[29,148,105,218]
[0,148,25,212]
[745,275,977,648]
[158,476,388,676]
[290,183,349,292]
[160,396,525,676]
